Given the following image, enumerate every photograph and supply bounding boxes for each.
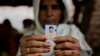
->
[45,25,57,39]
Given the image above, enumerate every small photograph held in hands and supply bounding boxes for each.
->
[45,25,57,39]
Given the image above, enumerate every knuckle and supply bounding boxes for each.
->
[75,50,80,55]
[20,36,25,42]
[30,48,41,53]
[30,40,34,45]
[30,48,36,53]
[77,46,81,50]
[63,51,67,55]
[62,50,71,56]
[20,42,25,47]
[63,42,68,47]
[75,44,81,50]
[33,41,38,45]
[63,42,72,49]
[30,42,35,47]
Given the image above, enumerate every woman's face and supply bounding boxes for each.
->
[39,0,63,28]
[49,28,53,33]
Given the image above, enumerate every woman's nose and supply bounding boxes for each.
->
[47,8,52,17]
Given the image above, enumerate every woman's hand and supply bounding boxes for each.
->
[20,35,50,56]
[54,36,80,56]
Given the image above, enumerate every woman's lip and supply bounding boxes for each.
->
[46,21,56,24]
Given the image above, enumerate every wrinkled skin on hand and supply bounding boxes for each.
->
[20,35,80,56]
[53,36,80,56]
[20,35,50,56]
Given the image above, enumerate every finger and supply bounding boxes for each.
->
[22,53,42,56]
[20,47,50,54]
[20,36,49,48]
[54,50,73,56]
[20,39,27,48]
[20,36,27,43]
[26,40,51,47]
[27,35,48,41]
[54,50,80,56]
[53,36,78,43]
[55,42,80,50]
[21,35,47,41]
[71,50,80,56]
[27,53,43,56]
[20,35,47,48]
[27,47,50,54]
[20,47,49,55]
[20,47,27,56]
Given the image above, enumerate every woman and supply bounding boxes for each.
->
[17,0,92,56]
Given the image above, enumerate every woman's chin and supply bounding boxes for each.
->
[46,23,57,25]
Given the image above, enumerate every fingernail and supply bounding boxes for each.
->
[44,49,50,52]
[43,36,47,40]
[47,42,50,43]
[47,49,50,52]
[53,38,56,41]
[45,36,48,39]
[47,47,50,49]
[38,53,42,56]
[48,43,50,46]
[45,42,50,46]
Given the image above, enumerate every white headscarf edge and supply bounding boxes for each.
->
[33,0,75,33]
